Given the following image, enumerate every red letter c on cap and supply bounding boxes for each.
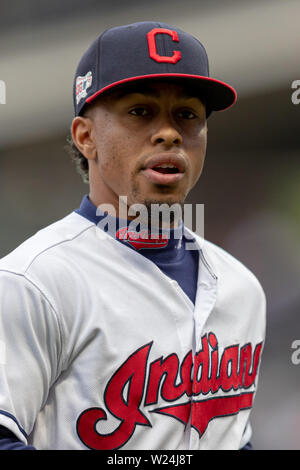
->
[147,28,182,64]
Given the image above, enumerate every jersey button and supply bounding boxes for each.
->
[199,282,210,290]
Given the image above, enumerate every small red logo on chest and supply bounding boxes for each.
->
[116,227,168,250]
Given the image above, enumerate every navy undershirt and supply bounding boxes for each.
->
[75,194,199,305]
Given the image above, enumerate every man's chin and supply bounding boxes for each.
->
[129,198,184,229]
[128,183,186,226]
[142,197,184,209]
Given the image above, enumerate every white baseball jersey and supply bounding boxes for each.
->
[0,209,266,450]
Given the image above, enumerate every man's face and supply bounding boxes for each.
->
[81,80,207,216]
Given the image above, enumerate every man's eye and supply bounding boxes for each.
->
[178,109,198,119]
[129,107,149,116]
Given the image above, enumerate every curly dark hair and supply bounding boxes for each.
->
[65,132,89,184]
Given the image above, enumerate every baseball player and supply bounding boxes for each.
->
[0,21,266,450]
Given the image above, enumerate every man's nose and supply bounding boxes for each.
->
[150,115,183,147]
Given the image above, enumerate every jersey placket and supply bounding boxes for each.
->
[189,248,218,449]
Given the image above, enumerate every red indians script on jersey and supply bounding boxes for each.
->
[76,332,263,450]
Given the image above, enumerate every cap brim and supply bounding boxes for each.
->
[85,73,237,115]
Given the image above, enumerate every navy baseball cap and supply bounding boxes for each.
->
[73,21,237,117]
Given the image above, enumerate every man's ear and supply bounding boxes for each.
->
[71,116,97,161]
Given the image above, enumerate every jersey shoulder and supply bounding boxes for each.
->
[0,211,94,276]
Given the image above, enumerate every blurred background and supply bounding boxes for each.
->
[0,0,299,450]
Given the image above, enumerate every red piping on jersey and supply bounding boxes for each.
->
[85,73,237,111]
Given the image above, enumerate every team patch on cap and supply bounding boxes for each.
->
[76,71,92,105]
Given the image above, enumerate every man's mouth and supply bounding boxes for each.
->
[151,164,180,174]
[141,154,186,185]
